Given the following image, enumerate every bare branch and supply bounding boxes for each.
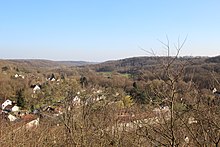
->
[157,35,170,57]
[139,46,156,56]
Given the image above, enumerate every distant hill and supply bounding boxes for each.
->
[205,55,220,63]
[0,59,97,70]
[90,56,207,73]
[57,61,98,66]
[0,56,218,72]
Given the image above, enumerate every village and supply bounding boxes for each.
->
[0,71,172,131]
[0,56,220,146]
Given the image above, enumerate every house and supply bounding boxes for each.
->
[47,73,56,81]
[188,117,197,124]
[2,105,13,113]
[15,74,19,78]
[43,106,55,112]
[19,75,25,79]
[12,105,20,112]
[51,78,56,81]
[8,114,18,122]
[72,96,81,106]
[185,136,190,144]
[12,114,40,132]
[32,85,41,93]
[212,88,220,96]
[1,99,21,114]
[14,74,25,79]
[25,118,40,129]
[1,99,12,110]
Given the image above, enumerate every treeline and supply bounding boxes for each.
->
[90,56,220,89]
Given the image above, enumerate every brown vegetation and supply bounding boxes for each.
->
[0,53,220,146]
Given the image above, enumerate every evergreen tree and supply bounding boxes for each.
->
[51,73,55,80]
[130,82,147,104]
[16,89,25,108]
[80,76,88,88]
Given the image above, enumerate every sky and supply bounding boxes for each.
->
[0,0,220,62]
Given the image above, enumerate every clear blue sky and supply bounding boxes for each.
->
[0,0,219,61]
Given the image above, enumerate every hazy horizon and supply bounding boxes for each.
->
[1,54,218,63]
[0,1,220,62]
